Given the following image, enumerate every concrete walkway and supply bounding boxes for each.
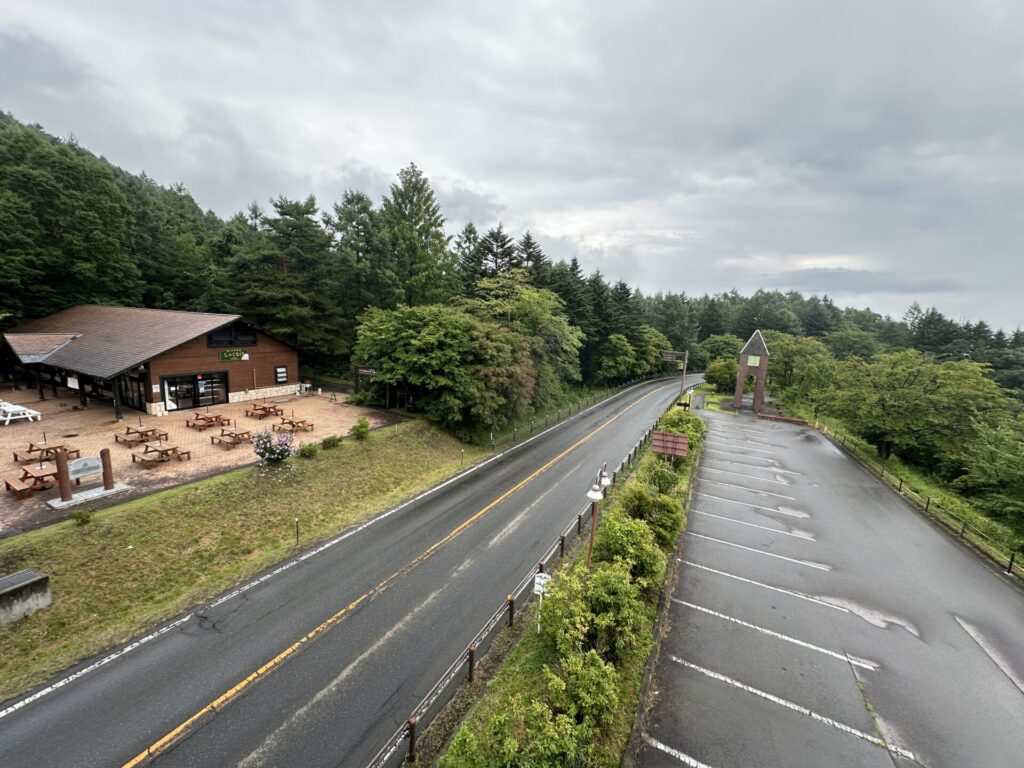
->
[637,410,1024,768]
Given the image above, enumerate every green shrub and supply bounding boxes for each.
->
[640,460,679,494]
[320,435,342,450]
[72,509,94,526]
[544,650,620,728]
[297,443,318,459]
[593,511,666,592]
[349,417,371,440]
[658,407,707,448]
[540,562,646,665]
[617,481,684,550]
[705,357,738,392]
[441,695,587,768]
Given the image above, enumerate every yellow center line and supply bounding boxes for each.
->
[122,385,668,767]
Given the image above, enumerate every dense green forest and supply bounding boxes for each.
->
[1,112,1022,508]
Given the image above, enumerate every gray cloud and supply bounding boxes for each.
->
[1,1,1023,328]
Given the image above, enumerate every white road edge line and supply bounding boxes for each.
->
[673,599,875,670]
[698,477,796,500]
[695,491,807,518]
[668,656,914,760]
[686,532,831,570]
[700,465,791,486]
[693,510,813,539]
[954,616,1024,696]
[679,560,847,611]
[643,734,717,767]
[0,377,679,722]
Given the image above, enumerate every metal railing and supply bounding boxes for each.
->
[364,427,666,768]
[827,429,1023,579]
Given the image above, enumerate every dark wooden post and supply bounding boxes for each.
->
[112,377,123,421]
[36,365,45,401]
[55,450,73,502]
[101,448,114,490]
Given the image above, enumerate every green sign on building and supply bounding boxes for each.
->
[218,348,249,362]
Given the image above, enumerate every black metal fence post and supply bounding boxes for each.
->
[898,478,904,493]
[406,717,418,763]
[467,644,476,683]
[1008,552,1016,574]
[577,513,583,534]
[925,497,931,512]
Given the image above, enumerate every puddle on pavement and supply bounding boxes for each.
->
[820,597,920,637]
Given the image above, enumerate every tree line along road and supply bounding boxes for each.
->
[0,375,701,768]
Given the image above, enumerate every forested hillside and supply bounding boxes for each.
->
[2,112,1022,437]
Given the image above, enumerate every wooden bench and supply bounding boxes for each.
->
[245,408,269,419]
[185,418,210,431]
[115,433,147,447]
[174,449,192,461]
[4,476,34,500]
[210,435,241,449]
[272,423,297,433]
[12,451,36,464]
[131,451,162,465]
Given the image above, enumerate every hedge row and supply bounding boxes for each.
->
[440,407,705,767]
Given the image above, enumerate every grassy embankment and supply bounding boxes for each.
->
[779,399,1022,563]
[436,407,704,768]
[692,382,734,415]
[0,421,488,702]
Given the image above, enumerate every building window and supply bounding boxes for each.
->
[275,365,288,384]
[207,322,258,347]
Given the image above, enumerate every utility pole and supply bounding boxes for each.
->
[678,349,689,403]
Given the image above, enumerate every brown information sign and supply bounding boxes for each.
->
[651,431,689,458]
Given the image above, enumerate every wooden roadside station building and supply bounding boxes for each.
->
[2,305,300,419]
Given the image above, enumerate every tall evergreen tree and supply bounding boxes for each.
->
[516,231,549,286]
[478,223,519,276]
[454,223,484,295]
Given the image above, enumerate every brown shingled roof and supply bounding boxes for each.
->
[740,329,770,357]
[3,333,78,364]
[8,305,242,379]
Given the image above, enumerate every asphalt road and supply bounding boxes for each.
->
[0,375,700,768]
[639,410,1024,768]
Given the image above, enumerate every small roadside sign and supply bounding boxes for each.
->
[533,572,552,595]
[356,366,378,377]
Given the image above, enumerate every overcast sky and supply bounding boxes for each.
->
[2,1,1022,329]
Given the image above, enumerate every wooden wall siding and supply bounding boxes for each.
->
[145,333,298,403]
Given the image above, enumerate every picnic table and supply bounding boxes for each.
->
[246,403,284,419]
[115,425,168,446]
[186,412,230,431]
[12,440,80,463]
[273,416,314,433]
[132,440,191,465]
[0,401,42,426]
[210,426,252,450]
[20,461,58,488]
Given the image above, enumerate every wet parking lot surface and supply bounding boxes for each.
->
[638,411,1024,768]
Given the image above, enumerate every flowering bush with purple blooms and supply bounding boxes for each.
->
[251,430,295,463]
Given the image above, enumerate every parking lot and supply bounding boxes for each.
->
[638,411,1024,768]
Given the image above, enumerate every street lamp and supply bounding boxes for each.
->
[586,473,604,569]
[600,463,612,495]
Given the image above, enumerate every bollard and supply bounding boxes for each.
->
[295,517,299,545]
[559,534,566,557]
[467,644,477,683]
[925,497,931,512]
[513,427,517,443]
[577,512,583,534]
[56,449,73,502]
[406,717,418,763]
[101,448,114,490]
[507,595,515,627]
[898,478,904,494]
[960,520,967,538]
[537,560,544,574]
[1009,552,1017,574]
[461,449,464,467]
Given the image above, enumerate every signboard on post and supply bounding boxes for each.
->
[651,431,689,458]
[356,366,378,377]
[661,350,679,362]
[533,572,552,595]
[68,456,103,482]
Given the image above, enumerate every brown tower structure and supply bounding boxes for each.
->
[733,330,770,412]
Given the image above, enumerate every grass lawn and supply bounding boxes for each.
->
[694,383,735,415]
[0,421,488,702]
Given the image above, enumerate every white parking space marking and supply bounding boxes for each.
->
[667,656,914,760]
[673,600,876,670]
[703,441,779,455]
[698,477,796,500]
[643,735,718,767]
[695,492,808,518]
[701,465,791,486]
[687,532,831,570]
[693,510,814,539]
[680,560,847,612]
[703,454,801,475]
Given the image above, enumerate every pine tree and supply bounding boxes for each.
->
[479,223,518,276]
[516,231,549,286]
[379,163,455,305]
[454,223,485,295]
